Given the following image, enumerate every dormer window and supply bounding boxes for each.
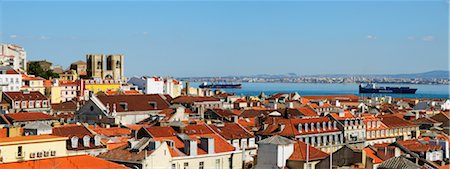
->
[71,136,79,148]
[94,135,101,146]
[83,135,91,147]
[304,123,309,132]
[148,102,157,109]
[120,102,128,111]
[298,124,302,133]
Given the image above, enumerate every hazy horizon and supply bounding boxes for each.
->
[1,1,448,77]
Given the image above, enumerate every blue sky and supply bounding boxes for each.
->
[0,1,448,77]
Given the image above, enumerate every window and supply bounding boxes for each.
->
[30,153,35,158]
[44,151,49,157]
[22,101,27,108]
[184,162,189,169]
[17,146,23,157]
[199,162,204,169]
[50,151,56,156]
[37,152,43,158]
[215,159,220,169]
[171,164,176,169]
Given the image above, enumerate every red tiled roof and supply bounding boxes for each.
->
[97,94,170,112]
[379,114,418,128]
[210,108,236,118]
[3,91,48,101]
[397,140,442,152]
[22,74,44,81]
[145,126,177,137]
[302,95,359,102]
[0,155,128,169]
[289,140,329,161]
[238,118,256,127]
[330,111,356,120]
[43,80,53,88]
[91,127,131,137]
[287,107,318,117]
[363,147,384,164]
[51,101,77,111]
[5,112,57,122]
[208,123,254,140]
[183,124,215,135]
[172,96,220,104]
[59,80,78,86]
[52,125,94,138]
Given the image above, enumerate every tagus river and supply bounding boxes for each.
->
[190,82,450,99]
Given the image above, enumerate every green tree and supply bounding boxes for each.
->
[27,62,59,80]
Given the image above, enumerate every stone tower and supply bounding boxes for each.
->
[86,54,104,79]
[105,54,124,81]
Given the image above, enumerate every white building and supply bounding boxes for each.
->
[128,76,182,97]
[128,76,163,94]
[0,44,27,70]
[0,66,22,92]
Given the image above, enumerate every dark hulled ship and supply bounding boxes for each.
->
[199,82,242,89]
[359,83,417,94]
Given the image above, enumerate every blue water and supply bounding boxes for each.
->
[191,82,450,99]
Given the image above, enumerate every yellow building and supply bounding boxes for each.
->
[50,85,62,104]
[59,70,78,81]
[84,79,121,94]
[21,74,45,94]
[0,135,68,163]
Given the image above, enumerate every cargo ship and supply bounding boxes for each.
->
[199,82,242,89]
[359,83,417,94]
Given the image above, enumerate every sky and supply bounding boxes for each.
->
[0,0,448,77]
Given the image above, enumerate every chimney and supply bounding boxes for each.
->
[278,124,286,131]
[183,139,197,156]
[287,102,294,109]
[200,137,215,154]
[233,116,238,123]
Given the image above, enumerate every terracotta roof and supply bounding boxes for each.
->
[363,147,384,164]
[4,112,57,122]
[238,118,257,127]
[51,101,77,111]
[286,107,318,117]
[239,109,271,118]
[258,117,340,137]
[43,80,53,87]
[411,117,441,125]
[0,135,66,144]
[91,127,131,137]
[172,96,220,104]
[289,140,329,161]
[330,111,356,120]
[97,94,170,112]
[379,114,418,128]
[397,140,442,152]
[98,143,153,162]
[144,126,178,137]
[302,95,359,102]
[209,108,236,118]
[208,123,254,140]
[3,91,48,101]
[183,124,215,135]
[0,128,7,138]
[52,125,94,138]
[22,74,44,81]
[0,155,128,169]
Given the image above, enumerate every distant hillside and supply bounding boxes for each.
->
[387,70,449,79]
